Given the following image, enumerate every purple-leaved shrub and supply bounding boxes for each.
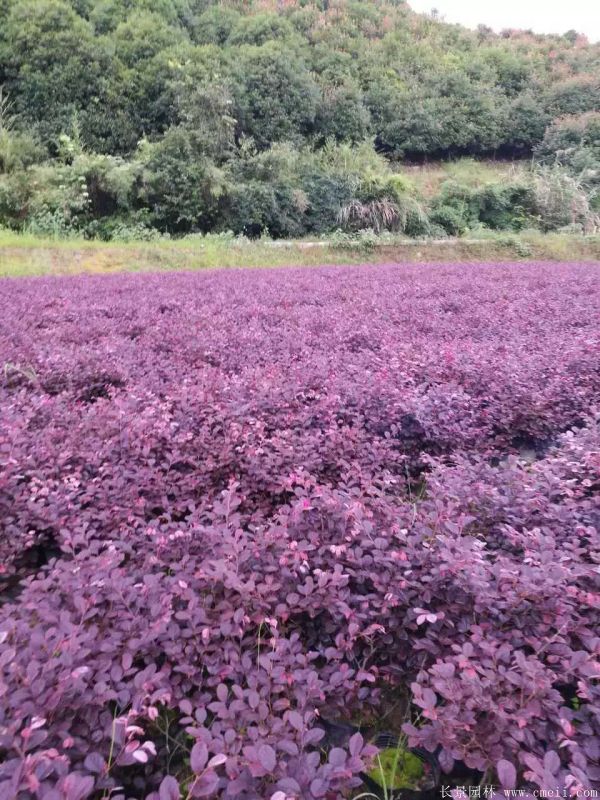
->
[0,262,598,798]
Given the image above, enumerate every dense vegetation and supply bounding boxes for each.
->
[0,0,599,239]
[1,262,599,798]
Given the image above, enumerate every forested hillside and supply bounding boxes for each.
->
[0,0,599,238]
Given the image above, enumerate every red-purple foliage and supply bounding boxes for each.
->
[0,262,599,799]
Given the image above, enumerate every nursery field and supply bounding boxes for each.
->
[0,261,599,800]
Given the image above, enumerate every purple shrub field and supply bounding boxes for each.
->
[0,261,599,800]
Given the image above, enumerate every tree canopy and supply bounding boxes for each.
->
[0,0,598,237]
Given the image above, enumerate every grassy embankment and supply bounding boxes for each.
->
[1,229,599,278]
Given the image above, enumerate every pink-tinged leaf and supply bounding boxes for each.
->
[159,776,181,800]
[497,759,517,789]
[190,741,209,773]
[70,666,90,680]
[125,739,141,754]
[560,718,575,737]
[143,740,157,756]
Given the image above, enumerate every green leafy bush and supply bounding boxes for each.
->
[475,182,534,230]
[430,178,535,234]
[0,170,33,229]
[0,130,44,174]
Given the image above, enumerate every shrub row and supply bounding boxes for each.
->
[0,262,599,798]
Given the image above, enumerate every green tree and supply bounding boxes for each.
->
[546,75,600,116]
[228,13,296,47]
[0,0,110,148]
[190,5,241,45]
[232,43,319,148]
[0,88,44,173]
[141,127,229,233]
[314,81,371,144]
[113,10,187,67]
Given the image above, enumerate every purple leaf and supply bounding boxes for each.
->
[159,776,181,800]
[543,751,561,775]
[257,744,277,773]
[349,733,364,757]
[179,699,193,715]
[192,769,219,797]
[207,753,227,769]
[190,742,209,773]
[287,710,303,731]
[61,774,95,800]
[329,748,346,767]
[83,753,106,774]
[309,778,327,797]
[497,759,517,789]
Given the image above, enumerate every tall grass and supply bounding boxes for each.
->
[0,228,598,278]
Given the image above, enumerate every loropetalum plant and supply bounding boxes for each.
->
[0,262,599,799]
